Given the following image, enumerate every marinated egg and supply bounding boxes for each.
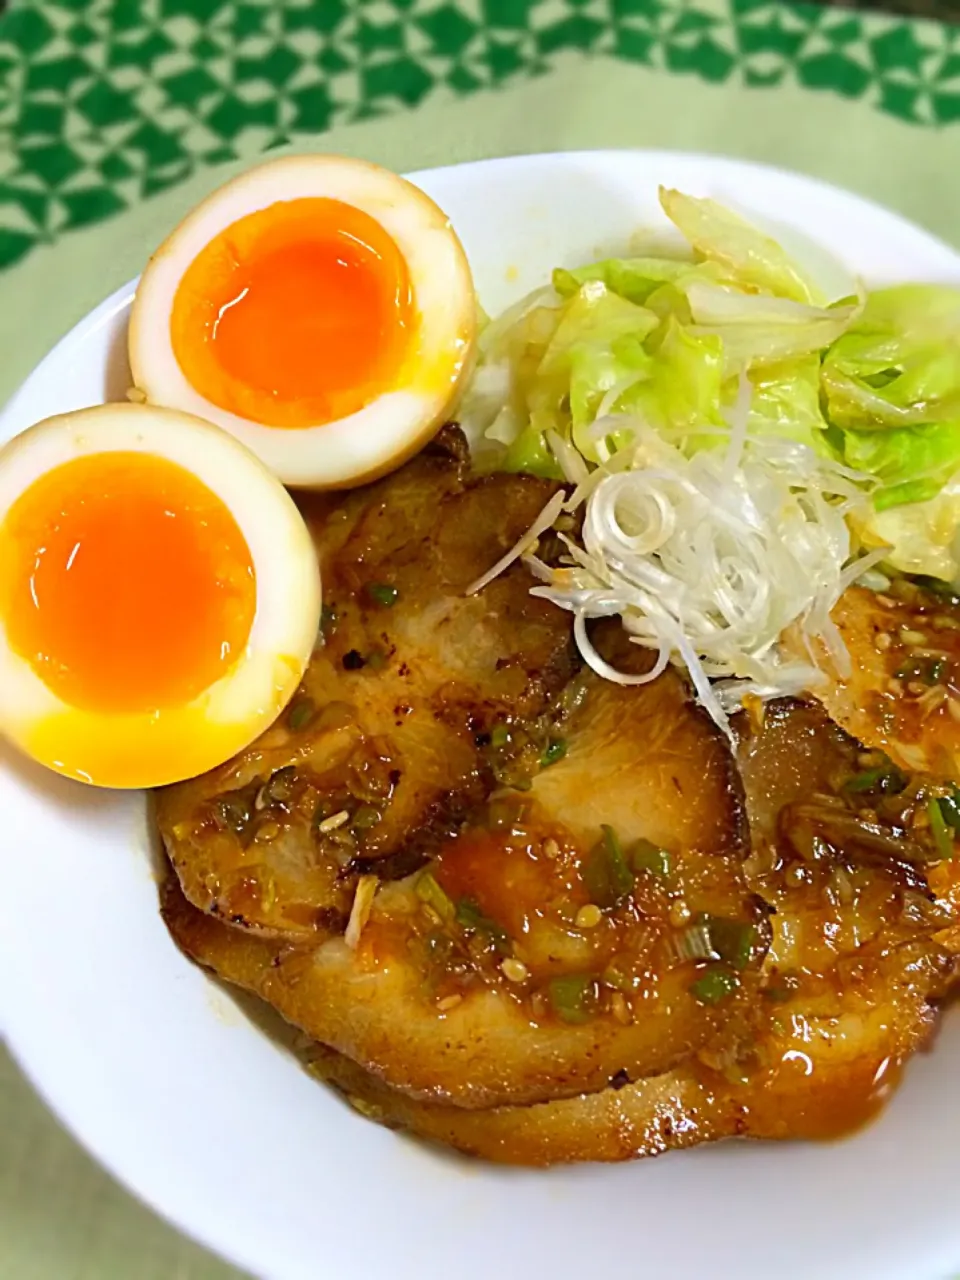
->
[129,155,476,488]
[0,404,321,789]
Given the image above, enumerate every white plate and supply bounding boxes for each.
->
[3,151,960,1280]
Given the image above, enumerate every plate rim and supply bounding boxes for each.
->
[4,147,960,1280]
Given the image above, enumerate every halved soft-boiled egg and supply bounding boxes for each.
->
[129,154,476,488]
[0,403,321,789]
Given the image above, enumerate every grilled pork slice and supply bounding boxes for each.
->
[162,634,760,1109]
[301,958,939,1165]
[156,429,575,939]
[735,698,960,1040]
[296,701,960,1164]
[798,580,960,782]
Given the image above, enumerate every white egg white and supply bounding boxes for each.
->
[0,403,322,789]
[129,154,477,489]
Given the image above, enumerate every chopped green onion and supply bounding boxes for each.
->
[842,765,906,795]
[368,582,399,608]
[843,768,883,793]
[454,897,510,952]
[689,965,740,1005]
[490,724,511,749]
[213,793,253,836]
[927,797,956,861]
[416,872,455,923]
[263,765,297,804]
[703,916,755,970]
[454,898,485,929]
[548,974,596,1024]
[938,787,960,831]
[896,656,949,685]
[673,923,718,963]
[915,575,960,606]
[582,825,634,909]
[287,697,316,731]
[630,838,671,878]
[559,674,591,716]
[601,963,636,992]
[352,804,381,831]
[540,738,567,767]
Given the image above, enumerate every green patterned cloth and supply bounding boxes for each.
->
[2,2,960,1278]
[1,0,959,277]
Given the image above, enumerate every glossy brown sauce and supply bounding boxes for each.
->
[690,1043,905,1143]
[433,822,586,942]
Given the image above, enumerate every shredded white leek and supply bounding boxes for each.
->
[525,415,880,740]
[465,490,567,597]
[546,428,590,487]
[345,875,379,949]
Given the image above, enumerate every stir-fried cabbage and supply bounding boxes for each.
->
[821,284,960,572]
[459,187,856,472]
[851,480,960,584]
[460,187,960,727]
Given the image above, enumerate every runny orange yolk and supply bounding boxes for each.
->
[170,197,415,429]
[0,452,256,715]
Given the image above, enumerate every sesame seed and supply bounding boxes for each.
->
[907,681,927,697]
[437,994,462,1012]
[501,958,529,983]
[542,838,560,859]
[318,809,350,833]
[786,864,805,887]
[877,594,895,608]
[887,678,903,697]
[575,904,603,929]
[900,628,927,646]
[668,899,691,928]
[934,615,960,631]
[611,993,632,1025]
[875,632,892,652]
